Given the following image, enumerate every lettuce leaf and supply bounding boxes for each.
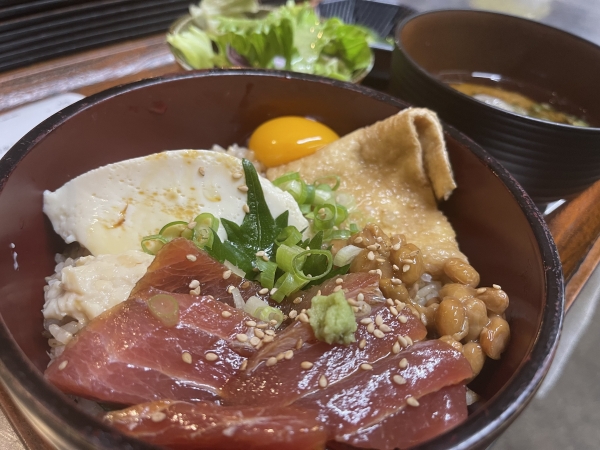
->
[169,0,374,81]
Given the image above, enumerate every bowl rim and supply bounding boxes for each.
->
[0,69,563,449]
[393,8,600,132]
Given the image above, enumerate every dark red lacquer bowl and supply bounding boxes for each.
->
[0,70,562,449]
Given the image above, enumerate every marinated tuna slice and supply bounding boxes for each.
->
[45,288,260,405]
[131,238,268,307]
[295,340,472,440]
[222,302,427,406]
[105,400,327,450]
[281,272,385,319]
[342,384,467,450]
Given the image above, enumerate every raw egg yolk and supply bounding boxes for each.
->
[248,116,339,168]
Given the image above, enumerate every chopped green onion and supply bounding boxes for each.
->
[159,221,189,240]
[333,245,363,267]
[335,204,349,225]
[292,249,333,281]
[254,305,285,327]
[313,187,334,205]
[299,203,312,215]
[276,226,303,247]
[349,223,360,234]
[273,172,301,187]
[141,235,169,255]
[325,229,352,241]
[148,294,180,327]
[256,258,277,289]
[314,174,341,191]
[276,244,307,274]
[272,271,308,302]
[193,212,219,248]
[314,204,337,230]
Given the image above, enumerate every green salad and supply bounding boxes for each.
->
[167,0,375,82]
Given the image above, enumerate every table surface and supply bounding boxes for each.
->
[1,1,600,448]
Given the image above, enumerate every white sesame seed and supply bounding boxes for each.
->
[284,350,294,360]
[333,285,342,292]
[276,352,285,361]
[367,323,375,333]
[186,254,197,262]
[259,288,269,295]
[397,335,408,347]
[398,315,408,324]
[376,269,383,277]
[256,251,265,257]
[182,352,193,364]
[360,363,373,370]
[399,358,409,369]
[221,311,232,318]
[360,318,373,325]
[376,258,386,263]
[347,298,359,306]
[369,270,377,274]
[402,264,410,273]
[298,313,309,323]
[270,287,278,295]
[205,352,218,361]
[367,244,378,251]
[393,374,407,385]
[393,264,400,271]
[296,338,303,350]
[493,284,502,290]
[227,286,235,294]
[242,204,250,213]
[354,237,364,244]
[405,336,413,346]
[376,236,383,243]
[238,185,249,192]
[240,359,248,370]
[262,255,270,262]
[266,357,277,367]
[236,334,248,343]
[319,375,328,388]
[395,301,406,309]
[357,293,365,302]
[245,320,257,327]
[375,314,383,326]
[232,172,243,179]
[256,323,268,329]
[391,278,402,285]
[301,361,314,370]
[190,287,201,296]
[222,270,232,280]
[198,167,205,176]
[187,221,197,230]
[477,287,487,294]
[254,329,265,339]
[406,396,419,407]
[392,243,401,251]
[269,319,278,326]
[249,336,260,346]
[151,412,167,422]
[392,341,401,354]
[374,329,385,339]
[189,279,200,289]
[359,339,367,349]
[335,278,344,285]
[265,330,275,336]
[385,298,394,306]
[58,360,68,370]
[289,310,298,319]
[367,251,375,261]
[390,306,399,316]
[293,297,302,304]
[379,324,391,333]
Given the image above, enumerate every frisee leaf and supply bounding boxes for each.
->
[205,159,289,276]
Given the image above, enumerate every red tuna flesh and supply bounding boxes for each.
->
[131,238,268,307]
[339,384,468,450]
[45,288,261,405]
[221,302,427,406]
[104,400,327,450]
[295,340,472,440]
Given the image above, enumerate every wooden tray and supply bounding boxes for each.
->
[0,33,598,449]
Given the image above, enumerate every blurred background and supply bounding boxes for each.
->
[1,0,599,449]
